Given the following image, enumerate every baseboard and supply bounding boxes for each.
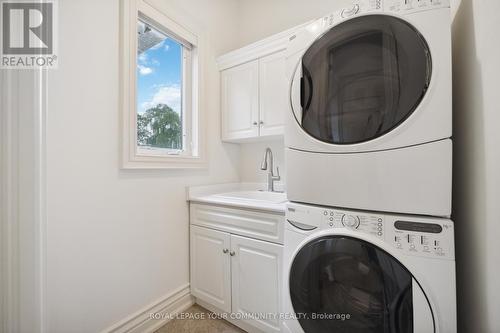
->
[102,284,194,333]
[195,298,264,333]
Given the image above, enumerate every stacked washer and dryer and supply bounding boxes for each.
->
[283,0,456,332]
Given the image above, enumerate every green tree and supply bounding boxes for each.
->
[137,104,182,149]
[137,113,151,146]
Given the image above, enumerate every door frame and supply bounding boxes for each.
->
[0,69,48,333]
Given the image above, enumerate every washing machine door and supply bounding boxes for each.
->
[289,236,435,333]
[290,15,432,145]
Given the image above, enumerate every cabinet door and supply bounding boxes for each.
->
[190,225,231,312]
[221,60,259,141]
[230,234,283,332]
[259,50,286,137]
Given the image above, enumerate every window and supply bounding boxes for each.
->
[136,20,185,153]
[120,0,204,169]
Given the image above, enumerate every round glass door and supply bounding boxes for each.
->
[292,15,431,144]
[289,236,434,333]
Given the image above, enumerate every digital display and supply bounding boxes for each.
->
[394,221,442,233]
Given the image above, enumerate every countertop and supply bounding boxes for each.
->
[187,183,287,214]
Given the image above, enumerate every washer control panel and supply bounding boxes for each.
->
[286,202,455,260]
[321,208,384,239]
[388,219,454,259]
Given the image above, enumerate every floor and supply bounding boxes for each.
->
[155,304,246,333]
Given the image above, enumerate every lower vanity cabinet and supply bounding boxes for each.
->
[190,203,284,333]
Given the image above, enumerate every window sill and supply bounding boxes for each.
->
[121,149,206,169]
[121,154,207,169]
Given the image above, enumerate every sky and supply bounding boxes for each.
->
[136,35,182,115]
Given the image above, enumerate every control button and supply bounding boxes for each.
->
[330,211,334,216]
[329,222,334,227]
[378,218,382,222]
[342,215,360,229]
[407,234,416,243]
[377,232,383,236]
[341,4,360,18]
[329,217,334,222]
[323,211,328,216]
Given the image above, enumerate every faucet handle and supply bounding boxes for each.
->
[273,166,281,180]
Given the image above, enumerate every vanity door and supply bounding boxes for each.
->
[231,234,283,333]
[190,225,231,312]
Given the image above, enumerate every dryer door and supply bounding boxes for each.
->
[290,15,431,145]
[289,235,435,333]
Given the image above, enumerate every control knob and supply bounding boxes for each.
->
[342,215,360,229]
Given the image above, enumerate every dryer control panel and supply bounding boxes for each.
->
[320,0,450,28]
[384,0,450,14]
[286,202,455,260]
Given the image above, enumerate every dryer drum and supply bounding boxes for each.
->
[294,15,432,145]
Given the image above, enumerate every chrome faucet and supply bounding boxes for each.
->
[260,147,281,192]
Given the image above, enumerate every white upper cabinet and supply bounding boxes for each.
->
[220,51,286,142]
[218,24,305,143]
[221,60,260,141]
[259,51,287,137]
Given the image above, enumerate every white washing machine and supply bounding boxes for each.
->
[285,0,452,217]
[283,202,456,333]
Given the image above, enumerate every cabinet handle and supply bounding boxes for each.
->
[223,248,229,254]
[229,251,236,256]
[259,121,264,125]
[252,121,258,126]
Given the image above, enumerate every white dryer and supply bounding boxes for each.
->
[285,0,452,217]
[283,202,456,333]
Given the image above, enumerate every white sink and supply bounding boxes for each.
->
[213,191,287,204]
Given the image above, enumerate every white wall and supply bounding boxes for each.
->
[452,0,500,332]
[45,0,240,332]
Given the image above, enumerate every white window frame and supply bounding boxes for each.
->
[120,0,206,169]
